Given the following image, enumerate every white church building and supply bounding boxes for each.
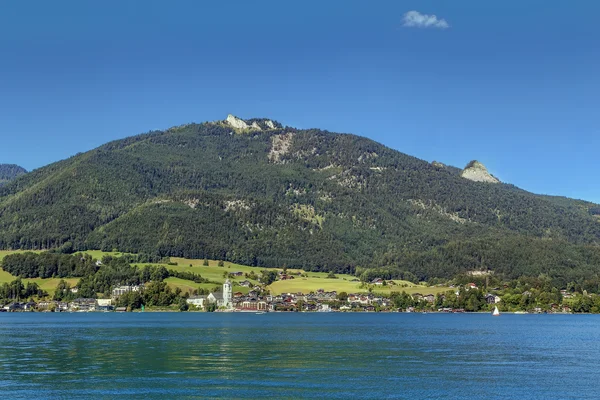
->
[188,279,233,310]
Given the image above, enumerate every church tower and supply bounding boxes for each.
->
[223,279,232,309]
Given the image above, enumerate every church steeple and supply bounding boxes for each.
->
[223,279,232,309]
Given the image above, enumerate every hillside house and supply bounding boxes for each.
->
[348,294,370,305]
[70,298,96,311]
[238,300,268,311]
[186,295,207,309]
[112,285,143,298]
[561,290,573,299]
[37,301,54,310]
[5,303,23,312]
[485,294,501,304]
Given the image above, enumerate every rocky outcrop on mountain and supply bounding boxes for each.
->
[225,114,279,131]
[269,133,294,163]
[226,114,250,130]
[460,161,500,183]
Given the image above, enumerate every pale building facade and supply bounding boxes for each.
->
[204,280,233,310]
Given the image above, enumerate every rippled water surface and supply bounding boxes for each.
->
[1,313,599,399]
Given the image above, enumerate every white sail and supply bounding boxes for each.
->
[492,306,500,316]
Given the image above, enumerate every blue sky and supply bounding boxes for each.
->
[1,1,599,202]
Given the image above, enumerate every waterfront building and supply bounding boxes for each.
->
[186,295,207,308]
[206,280,233,310]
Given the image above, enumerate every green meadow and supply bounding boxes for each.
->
[1,250,452,297]
[268,277,451,296]
[0,265,78,296]
[0,250,122,295]
[139,257,452,296]
[136,258,263,294]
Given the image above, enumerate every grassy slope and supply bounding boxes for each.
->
[142,258,452,296]
[0,266,78,297]
[0,250,122,296]
[268,278,450,296]
[1,250,452,297]
[138,259,263,294]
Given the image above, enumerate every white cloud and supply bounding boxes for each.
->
[402,10,450,29]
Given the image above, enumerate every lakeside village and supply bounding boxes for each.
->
[0,273,583,314]
[1,250,597,314]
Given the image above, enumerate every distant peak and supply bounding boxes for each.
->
[460,160,500,184]
[465,160,486,170]
[224,114,281,131]
[0,164,27,184]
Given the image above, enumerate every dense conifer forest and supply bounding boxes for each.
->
[0,164,27,185]
[0,117,599,284]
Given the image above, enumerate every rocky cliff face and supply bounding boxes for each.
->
[460,161,500,184]
[225,114,279,131]
[226,114,250,130]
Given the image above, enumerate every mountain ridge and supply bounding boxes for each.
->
[0,164,27,185]
[0,115,599,283]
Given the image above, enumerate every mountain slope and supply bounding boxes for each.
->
[0,164,27,185]
[0,116,599,282]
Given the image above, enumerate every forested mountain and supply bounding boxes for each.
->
[1,115,599,285]
[0,164,27,185]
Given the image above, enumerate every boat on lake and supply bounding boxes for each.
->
[492,306,500,316]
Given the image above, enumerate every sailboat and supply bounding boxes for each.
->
[492,306,500,316]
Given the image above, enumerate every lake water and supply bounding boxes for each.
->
[0,313,598,399]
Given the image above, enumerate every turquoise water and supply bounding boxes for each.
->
[0,313,598,399]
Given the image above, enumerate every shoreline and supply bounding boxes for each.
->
[0,309,582,315]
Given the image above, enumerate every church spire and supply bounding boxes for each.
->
[223,279,233,310]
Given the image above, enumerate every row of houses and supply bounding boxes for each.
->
[1,302,39,312]
[183,288,398,312]
[1,298,114,312]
